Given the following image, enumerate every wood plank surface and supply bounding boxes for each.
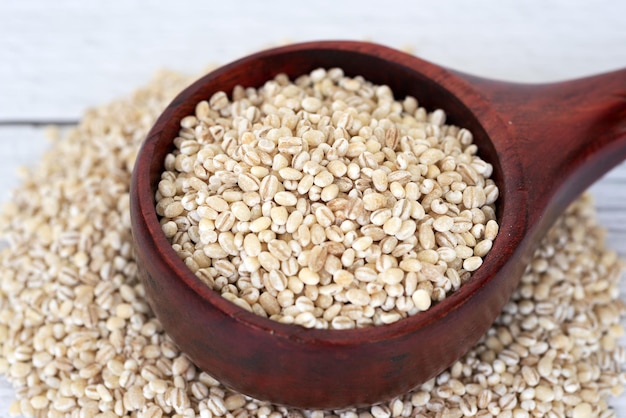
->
[0,0,625,415]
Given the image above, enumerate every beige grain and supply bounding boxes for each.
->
[158,67,503,327]
[0,63,621,418]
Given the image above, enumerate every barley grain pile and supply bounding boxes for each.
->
[158,68,499,329]
[0,69,624,418]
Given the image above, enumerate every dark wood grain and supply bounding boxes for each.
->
[129,41,626,409]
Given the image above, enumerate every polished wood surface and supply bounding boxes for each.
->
[130,41,626,408]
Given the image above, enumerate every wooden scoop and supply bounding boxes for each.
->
[130,41,626,409]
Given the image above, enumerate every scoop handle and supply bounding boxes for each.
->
[456,69,626,232]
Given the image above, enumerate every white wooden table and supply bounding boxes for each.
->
[1,1,625,415]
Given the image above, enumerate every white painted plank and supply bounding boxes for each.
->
[0,380,13,418]
[0,126,50,204]
[1,0,626,120]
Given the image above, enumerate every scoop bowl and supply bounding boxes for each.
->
[130,41,626,409]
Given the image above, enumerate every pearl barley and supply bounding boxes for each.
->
[0,64,622,418]
[158,67,500,329]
